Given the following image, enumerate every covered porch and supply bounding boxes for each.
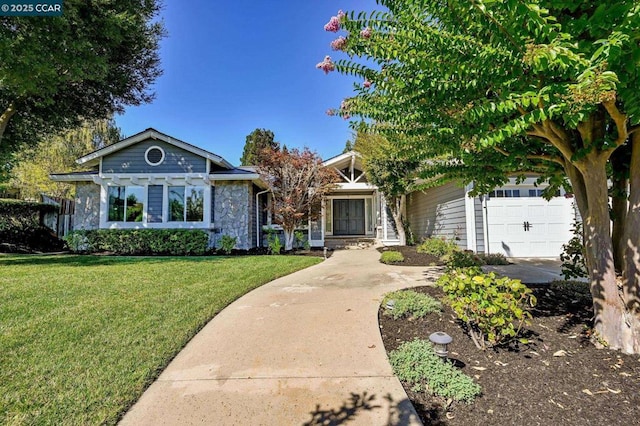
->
[309,151,399,248]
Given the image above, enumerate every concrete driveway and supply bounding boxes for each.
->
[120,248,432,425]
[483,258,566,284]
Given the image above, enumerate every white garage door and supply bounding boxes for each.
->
[486,197,574,258]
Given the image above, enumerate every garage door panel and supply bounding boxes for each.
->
[486,196,574,257]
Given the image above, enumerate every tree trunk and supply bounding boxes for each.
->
[389,195,406,246]
[620,133,640,353]
[576,157,631,352]
[611,176,628,274]
[283,228,296,251]
[0,103,17,142]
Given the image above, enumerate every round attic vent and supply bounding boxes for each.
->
[145,146,165,166]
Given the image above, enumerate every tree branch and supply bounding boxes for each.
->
[603,100,629,148]
[0,102,17,142]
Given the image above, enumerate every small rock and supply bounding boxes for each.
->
[553,350,568,357]
[487,409,494,414]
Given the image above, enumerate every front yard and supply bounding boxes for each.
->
[0,254,320,425]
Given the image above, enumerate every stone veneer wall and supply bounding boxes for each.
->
[74,183,100,230]
[214,182,251,249]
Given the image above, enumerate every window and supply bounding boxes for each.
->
[145,146,165,166]
[489,189,520,198]
[108,186,144,222]
[169,186,204,222]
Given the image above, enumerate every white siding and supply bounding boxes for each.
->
[406,182,467,249]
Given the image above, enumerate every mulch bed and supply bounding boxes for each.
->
[378,245,443,267]
[379,284,640,425]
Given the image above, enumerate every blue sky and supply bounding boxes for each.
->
[116,0,378,165]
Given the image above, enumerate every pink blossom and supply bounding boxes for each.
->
[326,109,336,116]
[330,36,347,51]
[343,113,351,120]
[360,27,372,39]
[316,56,335,74]
[363,80,372,88]
[324,16,340,32]
[337,10,345,19]
[340,100,347,110]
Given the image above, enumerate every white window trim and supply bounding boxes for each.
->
[98,175,213,229]
[144,145,165,167]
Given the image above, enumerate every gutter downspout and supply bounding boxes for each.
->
[256,188,270,248]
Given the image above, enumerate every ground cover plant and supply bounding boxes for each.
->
[380,250,404,264]
[379,282,640,425]
[0,254,320,425]
[382,289,441,320]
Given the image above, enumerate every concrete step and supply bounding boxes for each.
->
[325,237,376,250]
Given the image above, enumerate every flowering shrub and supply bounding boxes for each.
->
[330,36,347,51]
[437,268,536,350]
[315,56,335,74]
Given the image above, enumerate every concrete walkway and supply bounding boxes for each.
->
[121,248,433,425]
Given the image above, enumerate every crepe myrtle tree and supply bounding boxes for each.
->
[0,0,164,152]
[257,147,339,251]
[318,2,640,353]
[355,131,420,246]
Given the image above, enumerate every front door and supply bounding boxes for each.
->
[333,199,365,235]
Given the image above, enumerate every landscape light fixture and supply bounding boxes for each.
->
[429,331,453,361]
[385,299,395,310]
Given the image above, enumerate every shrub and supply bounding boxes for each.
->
[560,217,587,279]
[437,268,536,350]
[445,250,483,270]
[380,250,405,264]
[0,199,62,252]
[477,252,510,265]
[294,230,309,250]
[219,235,237,255]
[416,237,458,257]
[64,229,209,255]
[382,289,441,319]
[265,229,282,255]
[389,339,481,403]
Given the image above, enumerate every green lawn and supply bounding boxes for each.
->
[0,254,321,425]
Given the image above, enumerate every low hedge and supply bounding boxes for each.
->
[65,229,209,255]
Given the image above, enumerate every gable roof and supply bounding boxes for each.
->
[76,128,234,169]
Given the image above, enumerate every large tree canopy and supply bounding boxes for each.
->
[0,0,164,152]
[320,1,640,353]
[10,119,122,199]
[240,128,279,165]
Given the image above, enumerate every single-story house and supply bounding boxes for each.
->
[51,129,575,257]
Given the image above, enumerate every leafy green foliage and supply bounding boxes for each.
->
[239,128,279,165]
[444,250,483,270]
[0,199,62,251]
[560,217,588,279]
[389,339,481,403]
[64,229,209,256]
[0,1,165,151]
[380,250,405,264]
[322,1,640,350]
[416,237,459,258]
[382,289,441,320]
[10,119,122,199]
[219,235,237,255]
[477,253,510,265]
[265,229,282,255]
[437,269,536,350]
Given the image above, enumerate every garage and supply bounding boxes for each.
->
[484,192,575,258]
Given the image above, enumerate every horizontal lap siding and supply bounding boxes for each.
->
[102,139,207,174]
[407,182,467,249]
[147,185,163,223]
